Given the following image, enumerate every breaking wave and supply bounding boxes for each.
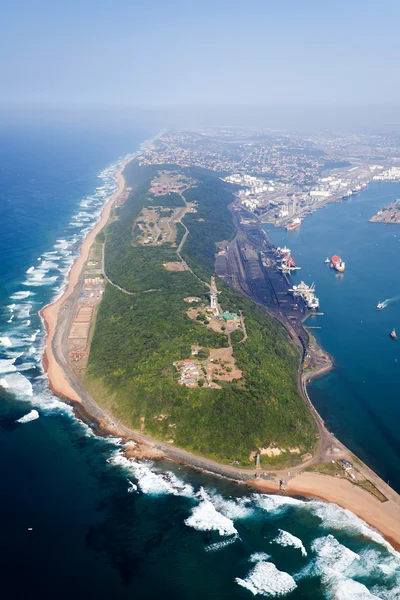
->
[235,555,297,597]
[108,450,194,497]
[16,409,39,423]
[185,488,237,536]
[273,529,307,557]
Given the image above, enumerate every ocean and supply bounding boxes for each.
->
[0,121,399,599]
[267,184,400,495]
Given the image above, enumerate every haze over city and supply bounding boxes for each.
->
[2,0,400,130]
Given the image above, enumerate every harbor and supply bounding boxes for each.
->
[216,204,327,369]
[267,181,400,493]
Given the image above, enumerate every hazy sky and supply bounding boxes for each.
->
[2,0,400,108]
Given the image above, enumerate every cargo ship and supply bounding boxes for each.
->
[278,251,301,274]
[330,255,345,273]
[286,218,302,231]
[352,183,367,195]
[289,281,320,310]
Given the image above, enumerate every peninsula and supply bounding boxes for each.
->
[41,131,400,550]
[370,199,400,224]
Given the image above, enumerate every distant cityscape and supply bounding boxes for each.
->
[137,128,400,228]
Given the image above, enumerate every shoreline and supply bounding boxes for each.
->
[40,156,133,403]
[40,156,400,551]
[251,474,400,552]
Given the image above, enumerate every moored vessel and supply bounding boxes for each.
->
[286,218,301,231]
[289,281,319,310]
[335,260,345,273]
[330,255,345,272]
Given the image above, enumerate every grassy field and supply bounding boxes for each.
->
[85,161,317,465]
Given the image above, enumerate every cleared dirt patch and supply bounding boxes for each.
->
[209,346,242,382]
[164,262,188,271]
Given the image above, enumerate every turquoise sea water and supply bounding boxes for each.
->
[0,123,399,599]
[267,184,400,494]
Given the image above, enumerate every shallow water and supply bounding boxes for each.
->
[0,123,399,598]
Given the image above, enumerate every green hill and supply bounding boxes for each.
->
[84,160,317,466]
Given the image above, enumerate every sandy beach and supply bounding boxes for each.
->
[253,473,400,551]
[40,156,133,403]
[40,157,400,552]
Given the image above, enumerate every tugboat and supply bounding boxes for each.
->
[390,329,397,340]
[376,301,385,310]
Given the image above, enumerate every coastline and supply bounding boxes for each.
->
[251,473,400,552]
[40,157,400,552]
[40,156,133,403]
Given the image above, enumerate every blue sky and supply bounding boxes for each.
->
[1,0,400,107]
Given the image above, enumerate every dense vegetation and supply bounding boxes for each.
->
[85,161,317,465]
[181,168,236,279]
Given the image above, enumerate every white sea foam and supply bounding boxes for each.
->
[308,500,400,559]
[54,239,69,249]
[255,493,303,513]
[40,260,59,270]
[28,380,75,416]
[16,409,39,424]
[0,372,33,396]
[108,451,194,497]
[127,480,138,493]
[18,362,36,371]
[23,275,58,287]
[273,529,307,557]
[348,547,400,582]
[185,488,237,536]
[311,535,360,577]
[235,560,297,597]
[205,536,239,553]
[10,291,32,300]
[328,577,382,599]
[0,357,17,374]
[250,553,271,563]
[208,493,254,520]
[372,583,400,600]
[12,303,31,320]
[26,329,40,343]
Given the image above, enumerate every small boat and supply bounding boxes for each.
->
[324,257,330,263]
[376,301,385,310]
[390,329,397,340]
